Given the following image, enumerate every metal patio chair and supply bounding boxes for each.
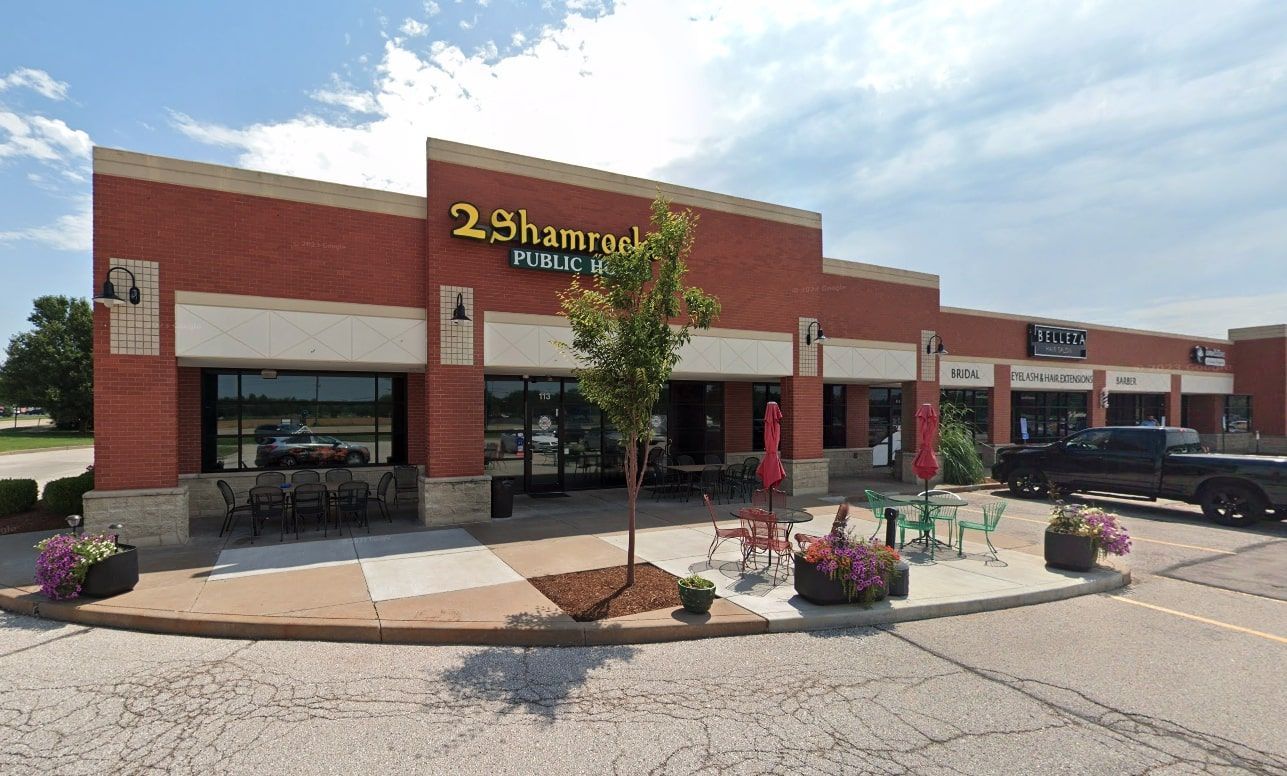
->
[698,464,724,504]
[394,465,419,511]
[737,507,790,580]
[216,479,253,538]
[897,504,938,560]
[864,489,890,540]
[255,471,286,487]
[248,485,288,542]
[368,471,396,523]
[291,470,320,486]
[292,482,330,538]
[325,468,353,485]
[335,481,371,537]
[703,494,746,561]
[957,501,1006,561]
[918,489,966,550]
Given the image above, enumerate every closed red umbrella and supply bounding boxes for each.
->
[756,401,787,512]
[913,403,940,507]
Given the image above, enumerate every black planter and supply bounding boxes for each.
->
[793,555,888,605]
[888,561,910,597]
[677,579,716,614]
[80,545,139,598]
[1043,530,1096,572]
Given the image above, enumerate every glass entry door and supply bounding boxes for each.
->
[526,379,564,492]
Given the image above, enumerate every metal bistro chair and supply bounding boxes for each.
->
[648,461,676,501]
[722,462,748,502]
[864,489,890,540]
[256,471,286,487]
[897,503,939,560]
[325,468,353,485]
[703,453,723,465]
[292,483,330,538]
[335,481,371,537]
[698,464,724,504]
[248,485,289,542]
[291,469,320,486]
[957,501,1006,561]
[918,489,965,550]
[368,471,396,523]
[394,465,419,512]
[216,480,253,537]
[703,494,746,562]
[738,507,790,579]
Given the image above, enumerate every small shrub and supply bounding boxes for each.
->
[0,479,38,517]
[42,470,94,516]
[678,574,715,589]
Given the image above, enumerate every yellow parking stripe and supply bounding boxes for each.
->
[956,506,1237,555]
[1108,596,1287,644]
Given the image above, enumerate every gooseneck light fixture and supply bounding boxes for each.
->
[92,266,141,308]
[451,292,471,324]
[925,334,948,356]
[804,320,826,346]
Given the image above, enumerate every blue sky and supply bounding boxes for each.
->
[2,0,1285,349]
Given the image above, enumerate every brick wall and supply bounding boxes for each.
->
[94,173,426,490]
[779,376,822,459]
[989,366,1011,444]
[845,385,869,446]
[1232,335,1286,435]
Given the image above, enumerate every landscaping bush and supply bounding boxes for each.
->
[0,479,38,517]
[937,402,986,485]
[42,470,94,516]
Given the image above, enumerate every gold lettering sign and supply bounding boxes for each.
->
[450,201,640,254]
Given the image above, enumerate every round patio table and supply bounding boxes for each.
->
[882,493,965,551]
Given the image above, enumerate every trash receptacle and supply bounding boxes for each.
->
[490,476,516,518]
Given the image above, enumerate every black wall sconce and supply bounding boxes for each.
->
[926,334,948,355]
[92,266,141,308]
[451,292,471,324]
[804,320,826,345]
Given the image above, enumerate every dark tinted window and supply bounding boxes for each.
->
[1108,429,1154,454]
[1165,429,1203,454]
[822,384,846,449]
[1065,429,1112,451]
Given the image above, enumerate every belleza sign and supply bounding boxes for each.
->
[449,201,640,276]
[1028,324,1088,359]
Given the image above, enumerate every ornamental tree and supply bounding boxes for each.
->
[558,198,720,586]
[0,296,93,431]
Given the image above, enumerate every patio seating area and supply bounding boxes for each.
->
[0,484,1128,646]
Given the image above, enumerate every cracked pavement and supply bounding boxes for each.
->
[2,589,1283,775]
[1,490,1283,774]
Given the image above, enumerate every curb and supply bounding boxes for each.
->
[0,568,1129,647]
[0,444,95,457]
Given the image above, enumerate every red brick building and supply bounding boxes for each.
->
[85,139,1286,544]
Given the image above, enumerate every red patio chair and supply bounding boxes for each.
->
[738,507,791,578]
[703,494,746,562]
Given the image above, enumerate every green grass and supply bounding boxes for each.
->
[0,428,94,453]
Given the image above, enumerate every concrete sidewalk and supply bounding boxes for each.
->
[0,487,1127,645]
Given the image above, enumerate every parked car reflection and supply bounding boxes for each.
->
[255,433,370,468]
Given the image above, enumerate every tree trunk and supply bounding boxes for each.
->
[624,442,638,586]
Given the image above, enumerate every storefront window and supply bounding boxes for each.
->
[752,382,781,451]
[822,384,846,449]
[1224,395,1252,433]
[1106,394,1167,426]
[940,389,989,442]
[484,377,526,485]
[203,370,406,471]
[670,381,724,461]
[1011,391,1088,443]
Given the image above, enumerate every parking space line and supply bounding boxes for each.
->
[956,506,1237,555]
[1108,596,1287,644]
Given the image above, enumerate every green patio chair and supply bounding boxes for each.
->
[897,504,938,559]
[863,489,889,540]
[957,501,1005,561]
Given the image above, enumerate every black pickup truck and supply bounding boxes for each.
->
[991,427,1287,526]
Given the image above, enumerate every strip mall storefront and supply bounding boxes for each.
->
[86,139,1287,544]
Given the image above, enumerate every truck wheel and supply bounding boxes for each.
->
[1200,483,1266,527]
[1007,469,1048,498]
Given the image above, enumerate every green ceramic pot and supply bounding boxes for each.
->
[677,578,717,614]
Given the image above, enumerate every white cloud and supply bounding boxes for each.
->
[424,1,441,16]
[0,111,91,163]
[400,18,429,37]
[0,68,70,100]
[169,0,1287,332]
[0,197,90,252]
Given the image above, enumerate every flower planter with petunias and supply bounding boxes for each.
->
[34,533,138,600]
[793,533,901,606]
[1043,501,1131,572]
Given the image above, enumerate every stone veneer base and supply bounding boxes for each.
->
[82,486,190,547]
[782,458,829,496]
[420,474,491,527]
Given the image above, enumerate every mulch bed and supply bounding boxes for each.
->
[528,563,684,622]
[0,505,66,536]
